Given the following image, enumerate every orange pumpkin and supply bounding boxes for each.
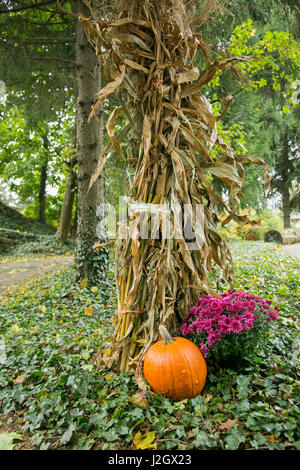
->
[143,325,207,399]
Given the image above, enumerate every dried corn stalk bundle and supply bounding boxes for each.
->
[81,0,269,373]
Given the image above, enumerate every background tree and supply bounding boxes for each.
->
[0,1,109,281]
[0,101,74,224]
[226,20,300,228]
[55,146,77,241]
[0,0,76,226]
[205,13,300,226]
[72,0,108,282]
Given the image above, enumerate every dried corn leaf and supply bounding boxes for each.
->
[106,106,124,158]
[106,31,152,52]
[201,162,242,187]
[142,114,152,159]
[89,64,126,122]
[174,69,199,85]
[124,58,149,74]
[87,144,110,193]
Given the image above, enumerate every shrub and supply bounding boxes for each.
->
[217,209,283,241]
[180,291,280,369]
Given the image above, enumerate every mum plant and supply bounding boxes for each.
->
[181,291,280,369]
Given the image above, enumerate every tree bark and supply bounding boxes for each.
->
[56,156,77,241]
[282,185,291,229]
[71,190,78,237]
[38,137,48,223]
[73,0,107,281]
[282,132,291,229]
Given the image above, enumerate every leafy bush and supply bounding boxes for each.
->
[181,291,280,369]
[218,209,283,241]
[254,210,284,240]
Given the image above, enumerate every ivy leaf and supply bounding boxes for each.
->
[236,375,251,399]
[251,432,268,449]
[60,423,76,445]
[133,431,157,450]
[0,432,23,450]
[211,413,227,423]
[224,428,246,450]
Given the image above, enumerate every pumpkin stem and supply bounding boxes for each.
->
[159,325,175,345]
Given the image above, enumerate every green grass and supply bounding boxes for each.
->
[0,241,299,450]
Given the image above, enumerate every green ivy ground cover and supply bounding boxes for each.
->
[0,241,299,450]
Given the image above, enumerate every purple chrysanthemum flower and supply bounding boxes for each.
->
[180,290,279,357]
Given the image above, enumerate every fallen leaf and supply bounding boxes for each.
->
[265,434,276,443]
[219,419,239,432]
[13,375,26,385]
[85,305,94,316]
[29,326,39,335]
[0,432,23,450]
[136,375,148,392]
[105,374,114,381]
[128,391,149,409]
[11,324,23,333]
[133,431,157,450]
[204,394,212,403]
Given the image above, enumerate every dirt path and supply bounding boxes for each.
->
[0,256,73,294]
[281,243,300,258]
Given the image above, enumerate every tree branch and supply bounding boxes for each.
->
[27,55,76,65]
[0,1,56,14]
[19,37,75,44]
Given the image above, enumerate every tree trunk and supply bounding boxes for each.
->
[38,134,50,223]
[71,190,78,237]
[265,228,300,244]
[38,160,48,223]
[283,186,291,229]
[73,0,108,282]
[56,157,77,242]
[282,133,291,229]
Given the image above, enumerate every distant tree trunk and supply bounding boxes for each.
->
[282,186,291,229]
[71,190,78,237]
[38,135,48,222]
[73,0,108,282]
[56,157,77,242]
[38,162,47,222]
[282,132,291,229]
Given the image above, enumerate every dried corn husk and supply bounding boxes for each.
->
[81,0,270,373]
